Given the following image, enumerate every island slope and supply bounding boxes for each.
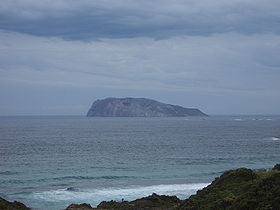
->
[87,98,207,117]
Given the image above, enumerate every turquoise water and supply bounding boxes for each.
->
[0,116,280,209]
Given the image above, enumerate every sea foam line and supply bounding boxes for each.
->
[32,183,209,206]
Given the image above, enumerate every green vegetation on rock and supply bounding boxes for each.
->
[66,194,181,210]
[178,167,280,210]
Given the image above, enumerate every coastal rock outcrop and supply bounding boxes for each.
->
[0,197,30,210]
[66,203,93,210]
[97,193,181,210]
[65,193,181,210]
[87,98,207,117]
[273,164,280,171]
[177,166,280,210]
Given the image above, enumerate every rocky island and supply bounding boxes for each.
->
[87,98,207,117]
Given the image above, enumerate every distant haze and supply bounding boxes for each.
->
[0,0,280,115]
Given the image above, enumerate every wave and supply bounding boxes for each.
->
[0,171,20,175]
[1,175,133,185]
[32,183,209,206]
[262,136,280,141]
[234,118,243,121]
[51,175,133,181]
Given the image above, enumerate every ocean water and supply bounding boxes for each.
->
[0,116,280,209]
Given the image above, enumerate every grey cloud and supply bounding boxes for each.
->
[0,0,280,40]
[0,30,279,94]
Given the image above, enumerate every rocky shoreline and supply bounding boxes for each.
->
[1,164,280,210]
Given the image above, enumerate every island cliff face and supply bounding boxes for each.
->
[87,98,207,117]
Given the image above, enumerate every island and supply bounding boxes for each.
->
[87,97,207,117]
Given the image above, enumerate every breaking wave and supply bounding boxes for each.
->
[32,183,209,207]
[1,175,133,185]
[271,137,280,141]
[234,118,243,121]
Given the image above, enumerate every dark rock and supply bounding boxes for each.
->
[130,193,181,209]
[65,194,181,210]
[97,200,131,209]
[66,187,79,191]
[272,164,280,171]
[210,168,257,187]
[0,197,30,210]
[87,97,208,117]
[96,193,181,209]
[65,203,93,210]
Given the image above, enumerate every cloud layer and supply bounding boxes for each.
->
[1,30,279,91]
[1,0,280,39]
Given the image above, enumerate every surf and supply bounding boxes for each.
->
[32,183,209,207]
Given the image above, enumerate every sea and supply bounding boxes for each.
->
[0,116,280,210]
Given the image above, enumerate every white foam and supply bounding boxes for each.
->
[234,118,243,121]
[32,183,209,206]
[271,137,280,141]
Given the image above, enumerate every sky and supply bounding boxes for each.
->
[0,0,280,115]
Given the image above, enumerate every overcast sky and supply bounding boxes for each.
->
[0,0,280,115]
